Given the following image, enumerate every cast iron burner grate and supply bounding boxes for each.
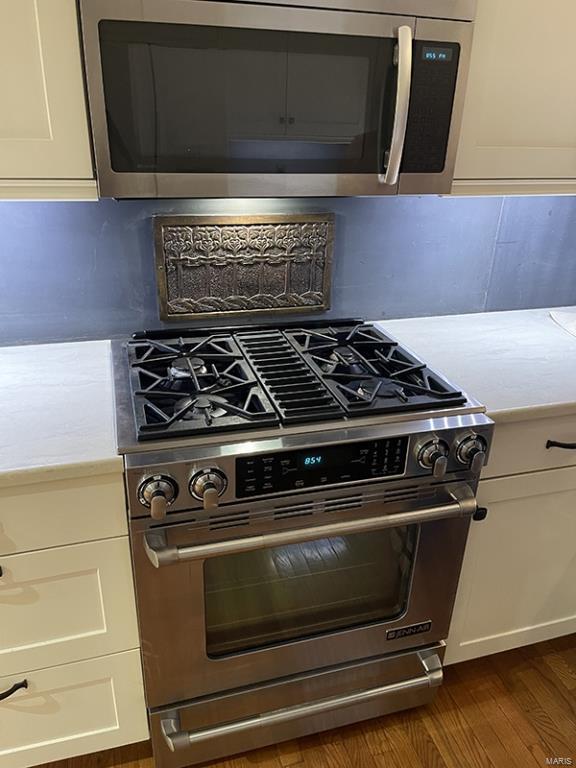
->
[128,335,279,438]
[285,324,466,415]
[126,320,467,440]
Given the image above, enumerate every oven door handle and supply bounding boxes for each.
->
[160,649,442,752]
[143,485,477,568]
[378,24,413,186]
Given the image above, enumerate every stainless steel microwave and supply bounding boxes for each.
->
[79,0,475,198]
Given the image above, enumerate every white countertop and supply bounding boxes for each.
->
[0,340,121,487]
[1,307,575,485]
[378,307,576,422]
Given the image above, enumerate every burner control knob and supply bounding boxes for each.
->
[190,469,228,511]
[418,440,449,479]
[138,475,177,521]
[457,434,487,473]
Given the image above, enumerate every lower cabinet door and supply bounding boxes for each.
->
[0,537,139,676]
[446,467,576,664]
[0,650,148,768]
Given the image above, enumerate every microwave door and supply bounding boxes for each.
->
[79,0,415,198]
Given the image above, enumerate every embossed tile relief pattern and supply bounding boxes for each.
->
[156,216,333,319]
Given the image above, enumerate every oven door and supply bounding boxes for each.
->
[132,483,475,707]
[79,0,471,198]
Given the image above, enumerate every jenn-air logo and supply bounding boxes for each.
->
[387,621,432,640]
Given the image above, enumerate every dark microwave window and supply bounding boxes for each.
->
[98,21,395,175]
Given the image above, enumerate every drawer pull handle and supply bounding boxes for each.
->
[0,679,28,701]
[546,440,576,450]
[144,485,478,568]
[161,651,443,752]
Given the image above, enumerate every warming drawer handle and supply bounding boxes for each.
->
[546,439,576,450]
[160,651,442,752]
[0,679,28,702]
[143,486,477,568]
[379,25,413,186]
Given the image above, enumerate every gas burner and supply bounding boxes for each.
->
[169,356,208,380]
[286,324,466,416]
[127,334,279,438]
[313,346,369,377]
[175,395,230,423]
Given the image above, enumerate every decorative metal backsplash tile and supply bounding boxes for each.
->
[154,214,334,321]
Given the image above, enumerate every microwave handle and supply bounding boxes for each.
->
[143,485,477,568]
[379,25,413,186]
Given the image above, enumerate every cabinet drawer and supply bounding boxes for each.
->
[0,472,127,556]
[0,650,148,768]
[484,413,576,478]
[0,538,139,677]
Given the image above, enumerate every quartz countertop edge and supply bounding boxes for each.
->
[0,340,122,486]
[0,457,124,490]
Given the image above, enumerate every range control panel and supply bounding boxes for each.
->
[236,437,409,498]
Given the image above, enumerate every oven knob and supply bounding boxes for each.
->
[457,434,487,473]
[138,475,177,521]
[418,440,449,479]
[190,469,228,511]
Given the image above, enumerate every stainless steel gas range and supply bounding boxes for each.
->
[112,319,493,768]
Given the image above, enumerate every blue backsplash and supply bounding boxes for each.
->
[0,194,575,346]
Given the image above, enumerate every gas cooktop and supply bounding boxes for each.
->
[121,319,467,442]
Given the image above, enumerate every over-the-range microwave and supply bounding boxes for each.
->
[79,0,476,198]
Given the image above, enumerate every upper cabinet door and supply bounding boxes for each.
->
[0,0,93,180]
[454,0,576,181]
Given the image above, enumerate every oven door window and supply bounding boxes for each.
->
[204,527,417,657]
[98,21,395,174]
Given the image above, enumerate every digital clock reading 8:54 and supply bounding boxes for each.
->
[302,455,323,467]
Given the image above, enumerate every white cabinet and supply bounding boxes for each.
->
[0,0,97,199]
[447,466,576,664]
[0,538,139,677]
[482,412,576,480]
[0,650,148,768]
[0,466,148,767]
[0,472,127,556]
[453,0,576,196]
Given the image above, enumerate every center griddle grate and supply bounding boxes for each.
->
[236,330,344,423]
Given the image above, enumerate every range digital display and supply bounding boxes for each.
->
[236,437,409,498]
[422,46,453,62]
[297,445,356,471]
[301,455,324,468]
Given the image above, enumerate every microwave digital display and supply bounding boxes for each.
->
[422,46,454,62]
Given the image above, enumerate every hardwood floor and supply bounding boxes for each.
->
[44,637,576,768]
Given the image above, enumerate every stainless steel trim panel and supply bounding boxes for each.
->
[161,650,442,751]
[238,1,476,21]
[124,413,493,516]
